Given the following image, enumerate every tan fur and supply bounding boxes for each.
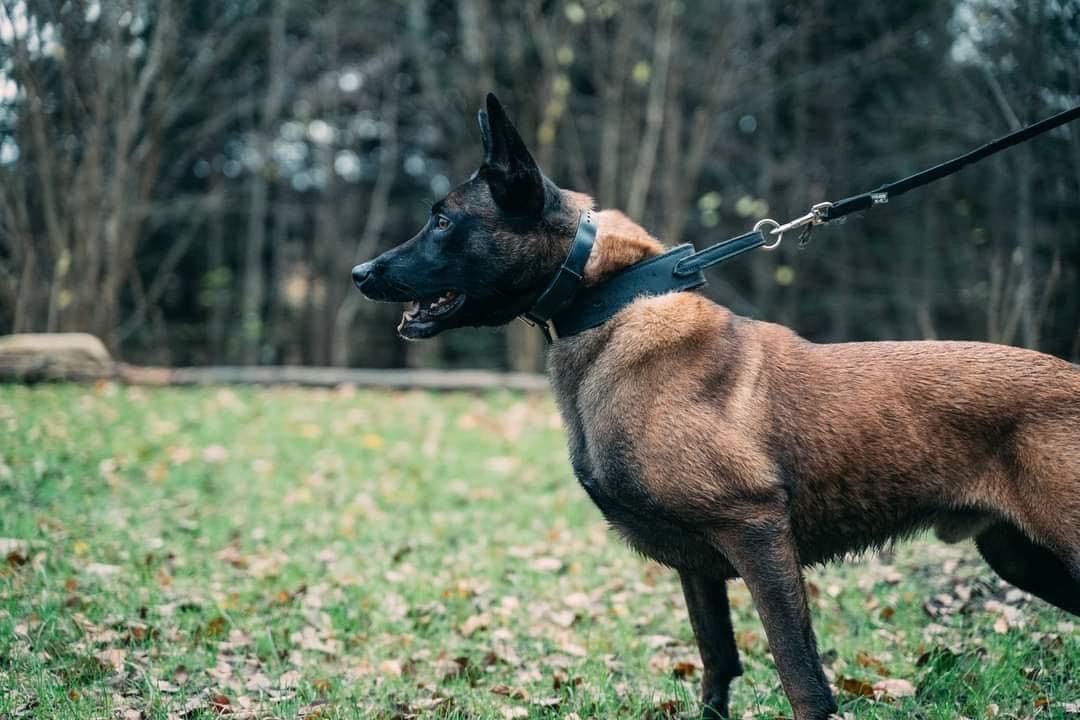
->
[584,209,665,283]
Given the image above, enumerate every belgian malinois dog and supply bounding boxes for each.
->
[352,94,1080,719]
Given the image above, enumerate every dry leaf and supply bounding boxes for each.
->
[836,676,875,698]
[84,562,121,577]
[855,651,890,676]
[378,659,403,677]
[529,556,563,573]
[873,678,916,699]
[643,634,678,649]
[735,629,759,651]
[459,612,490,637]
[209,693,231,714]
[95,647,126,672]
[672,661,697,679]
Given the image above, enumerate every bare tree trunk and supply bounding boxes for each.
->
[596,11,633,208]
[915,201,939,339]
[240,0,288,364]
[332,82,400,366]
[207,182,229,363]
[625,1,675,221]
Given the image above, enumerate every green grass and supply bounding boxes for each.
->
[1,383,1077,719]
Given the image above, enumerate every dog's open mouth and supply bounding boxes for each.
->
[397,291,467,339]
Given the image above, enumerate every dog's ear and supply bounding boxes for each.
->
[478,93,545,217]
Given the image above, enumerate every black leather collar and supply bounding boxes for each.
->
[522,219,767,342]
[522,210,596,340]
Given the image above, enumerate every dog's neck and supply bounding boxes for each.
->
[584,211,665,285]
[554,191,665,286]
[536,193,668,362]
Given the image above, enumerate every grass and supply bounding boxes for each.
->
[0,383,1077,719]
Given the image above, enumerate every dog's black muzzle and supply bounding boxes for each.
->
[351,261,375,291]
[351,260,413,302]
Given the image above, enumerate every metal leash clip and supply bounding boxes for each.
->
[758,201,834,250]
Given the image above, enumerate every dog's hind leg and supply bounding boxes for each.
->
[975,521,1080,615]
[679,570,742,719]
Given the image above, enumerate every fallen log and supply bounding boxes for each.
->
[0,333,547,392]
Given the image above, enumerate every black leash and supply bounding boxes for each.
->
[523,104,1080,341]
[767,104,1080,245]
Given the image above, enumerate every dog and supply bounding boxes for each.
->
[352,93,1080,719]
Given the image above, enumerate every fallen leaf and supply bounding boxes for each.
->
[856,651,890,676]
[202,444,229,463]
[836,676,875,698]
[873,678,916,699]
[484,456,519,474]
[210,693,231,714]
[459,612,490,637]
[656,698,684,717]
[491,684,528,700]
[0,538,27,555]
[643,634,678,649]
[529,556,563,573]
[735,629,759,651]
[95,647,126,672]
[378,659,403,677]
[84,562,121,577]
[672,661,697,679]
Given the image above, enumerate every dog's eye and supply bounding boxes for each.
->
[434,215,451,231]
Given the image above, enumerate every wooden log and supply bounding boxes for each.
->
[0,333,113,383]
[116,364,549,392]
[0,333,549,392]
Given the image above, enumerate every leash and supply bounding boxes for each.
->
[763,103,1080,248]
[523,104,1080,341]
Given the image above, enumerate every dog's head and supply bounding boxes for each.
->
[352,94,582,339]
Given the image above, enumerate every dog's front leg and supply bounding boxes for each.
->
[679,571,742,718]
[712,520,837,720]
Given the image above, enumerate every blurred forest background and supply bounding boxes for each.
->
[1,0,1078,372]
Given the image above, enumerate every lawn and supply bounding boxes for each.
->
[1,383,1077,719]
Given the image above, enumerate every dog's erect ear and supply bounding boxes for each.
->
[478,93,545,217]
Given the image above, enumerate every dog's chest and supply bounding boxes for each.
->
[549,369,717,570]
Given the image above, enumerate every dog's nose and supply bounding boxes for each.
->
[352,262,374,289]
